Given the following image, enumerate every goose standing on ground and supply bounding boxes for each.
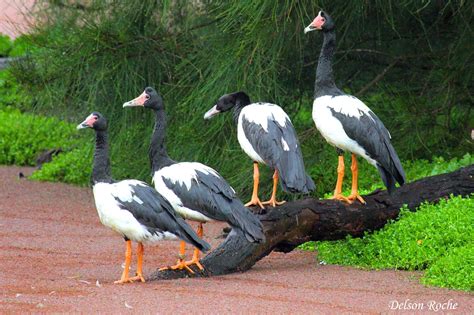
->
[304,11,406,203]
[123,88,264,272]
[204,92,315,209]
[77,112,210,283]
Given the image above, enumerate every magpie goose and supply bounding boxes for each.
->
[77,112,210,283]
[204,92,315,208]
[304,11,406,203]
[123,88,264,272]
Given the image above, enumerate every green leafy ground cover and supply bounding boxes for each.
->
[301,195,473,291]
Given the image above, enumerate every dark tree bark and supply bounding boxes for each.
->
[150,165,474,281]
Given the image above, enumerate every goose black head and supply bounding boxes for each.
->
[304,11,335,33]
[123,87,164,111]
[204,92,250,119]
[77,112,107,131]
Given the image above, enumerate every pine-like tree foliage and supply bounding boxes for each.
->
[10,0,473,196]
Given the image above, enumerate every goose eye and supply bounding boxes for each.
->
[145,94,150,100]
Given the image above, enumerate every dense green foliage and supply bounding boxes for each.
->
[0,34,34,110]
[8,0,474,197]
[0,109,79,165]
[30,145,92,185]
[422,244,474,291]
[301,195,473,291]
[0,70,29,110]
[0,34,13,56]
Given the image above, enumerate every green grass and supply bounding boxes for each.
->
[301,195,474,291]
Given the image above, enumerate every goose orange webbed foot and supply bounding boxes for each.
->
[245,197,264,209]
[129,273,146,283]
[159,259,195,274]
[347,193,366,204]
[330,193,351,204]
[114,276,144,284]
[262,198,286,207]
[185,257,205,272]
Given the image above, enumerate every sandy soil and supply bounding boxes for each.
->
[0,166,472,313]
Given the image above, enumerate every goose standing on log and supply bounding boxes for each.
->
[304,11,406,203]
[204,92,315,209]
[123,88,264,272]
[77,112,210,283]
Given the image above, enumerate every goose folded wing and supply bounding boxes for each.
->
[241,116,298,168]
[160,168,242,222]
[329,108,393,167]
[112,180,187,233]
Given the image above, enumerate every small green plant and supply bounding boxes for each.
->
[422,244,474,291]
[0,34,12,56]
[302,195,473,291]
[9,35,36,57]
[0,109,79,165]
[404,154,474,180]
[31,145,93,186]
[0,70,29,110]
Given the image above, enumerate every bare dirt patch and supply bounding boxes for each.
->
[1,166,472,313]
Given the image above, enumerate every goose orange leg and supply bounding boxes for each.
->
[128,242,146,282]
[185,223,205,271]
[159,241,194,274]
[114,240,134,284]
[245,162,264,209]
[331,155,350,203]
[262,170,286,207]
[347,154,366,204]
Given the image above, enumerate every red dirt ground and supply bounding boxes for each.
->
[0,0,34,38]
[1,166,472,313]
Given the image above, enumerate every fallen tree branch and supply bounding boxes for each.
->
[150,165,474,280]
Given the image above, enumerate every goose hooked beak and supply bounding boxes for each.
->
[76,122,89,129]
[203,105,221,119]
[304,11,325,33]
[304,25,317,34]
[123,90,148,107]
[76,114,95,129]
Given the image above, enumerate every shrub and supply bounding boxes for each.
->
[0,34,12,56]
[0,109,79,165]
[30,145,92,186]
[0,70,30,110]
[9,35,36,57]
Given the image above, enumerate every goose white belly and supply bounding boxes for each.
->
[312,96,377,166]
[153,164,213,223]
[93,182,177,242]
